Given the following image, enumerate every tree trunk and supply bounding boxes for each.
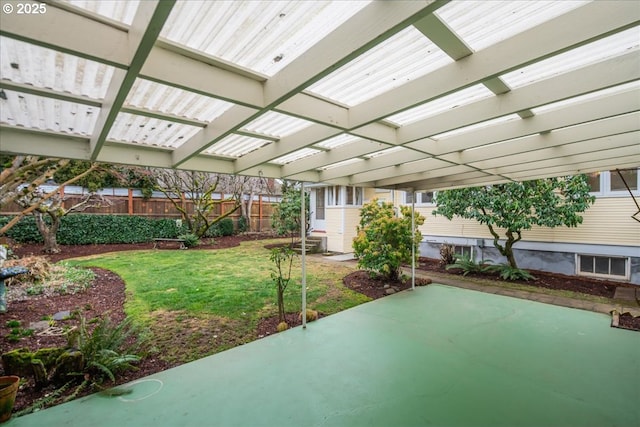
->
[35,211,61,253]
[277,285,285,323]
[504,231,519,269]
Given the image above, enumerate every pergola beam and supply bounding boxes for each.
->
[89,1,176,161]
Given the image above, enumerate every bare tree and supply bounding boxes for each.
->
[153,169,241,238]
[221,175,275,232]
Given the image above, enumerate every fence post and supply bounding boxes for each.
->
[258,194,263,232]
[128,188,133,215]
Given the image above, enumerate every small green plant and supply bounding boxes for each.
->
[445,256,493,276]
[51,263,95,295]
[6,319,21,328]
[439,244,456,267]
[179,233,200,248]
[26,284,44,295]
[270,246,297,323]
[488,264,537,281]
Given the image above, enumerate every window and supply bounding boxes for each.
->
[315,188,325,220]
[586,172,601,193]
[578,255,628,279]
[587,169,638,196]
[610,169,638,192]
[454,245,472,259]
[326,186,363,206]
[404,191,435,204]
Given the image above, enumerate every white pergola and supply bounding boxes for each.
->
[0,0,638,192]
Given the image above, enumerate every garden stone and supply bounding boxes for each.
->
[53,310,71,321]
[29,321,51,332]
[385,288,396,295]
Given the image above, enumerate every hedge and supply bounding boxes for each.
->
[0,215,187,245]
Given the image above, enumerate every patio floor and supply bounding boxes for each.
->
[8,284,640,427]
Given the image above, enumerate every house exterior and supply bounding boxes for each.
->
[309,169,640,285]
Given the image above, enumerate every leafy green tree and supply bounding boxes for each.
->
[271,181,310,242]
[353,199,425,281]
[432,175,595,269]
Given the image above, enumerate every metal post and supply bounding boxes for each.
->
[411,190,416,291]
[301,183,307,328]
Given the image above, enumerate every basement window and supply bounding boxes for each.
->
[578,255,629,280]
[454,245,472,259]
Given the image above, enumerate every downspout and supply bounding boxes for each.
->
[301,183,307,329]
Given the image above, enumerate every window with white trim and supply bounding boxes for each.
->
[404,191,435,205]
[454,245,472,259]
[587,169,638,197]
[326,185,363,206]
[578,254,629,280]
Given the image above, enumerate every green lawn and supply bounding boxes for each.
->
[68,239,368,363]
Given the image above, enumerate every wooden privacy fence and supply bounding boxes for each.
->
[1,187,281,232]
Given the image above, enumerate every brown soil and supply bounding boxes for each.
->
[1,240,638,416]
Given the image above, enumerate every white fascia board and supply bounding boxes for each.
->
[141,46,265,108]
[171,1,442,168]
[90,1,176,160]
[399,52,640,144]
[0,3,129,68]
[0,126,90,159]
[349,1,640,127]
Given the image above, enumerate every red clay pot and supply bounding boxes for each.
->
[0,376,20,423]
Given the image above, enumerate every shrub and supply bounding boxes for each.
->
[352,199,424,281]
[206,218,235,237]
[299,309,318,322]
[439,244,456,267]
[237,216,249,233]
[276,322,288,332]
[179,233,199,248]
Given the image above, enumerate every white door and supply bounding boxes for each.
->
[310,188,326,232]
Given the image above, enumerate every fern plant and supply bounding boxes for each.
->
[445,256,493,276]
[487,264,537,281]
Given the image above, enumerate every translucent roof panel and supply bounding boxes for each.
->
[240,111,313,138]
[63,0,140,26]
[125,79,235,122]
[432,114,521,140]
[501,27,640,89]
[306,26,453,106]
[386,84,495,126]
[0,91,99,136]
[319,158,363,170]
[436,0,588,52]
[0,37,115,100]
[160,1,370,77]
[314,134,361,150]
[204,134,272,158]
[532,81,640,115]
[271,148,322,165]
[108,113,201,148]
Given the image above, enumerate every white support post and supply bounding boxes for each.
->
[301,182,307,329]
[411,189,416,291]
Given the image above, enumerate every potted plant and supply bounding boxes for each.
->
[0,376,20,423]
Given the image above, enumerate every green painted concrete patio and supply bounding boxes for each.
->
[9,285,640,427]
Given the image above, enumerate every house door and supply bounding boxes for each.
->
[310,188,326,232]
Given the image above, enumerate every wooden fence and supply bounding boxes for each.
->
[1,188,280,232]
